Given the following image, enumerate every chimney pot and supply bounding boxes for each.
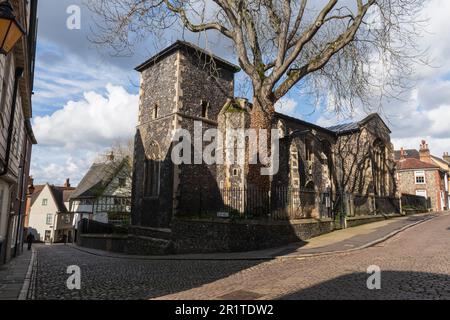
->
[107,151,115,162]
[64,178,71,188]
[400,147,405,160]
[443,152,450,163]
[28,176,35,195]
[419,140,432,164]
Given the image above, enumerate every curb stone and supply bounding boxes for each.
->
[18,247,37,300]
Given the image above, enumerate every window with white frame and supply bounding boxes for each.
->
[416,190,427,199]
[46,214,53,225]
[415,171,426,184]
[42,198,48,206]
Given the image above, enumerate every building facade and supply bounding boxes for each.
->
[395,141,449,212]
[70,154,132,227]
[26,179,75,243]
[131,41,399,229]
[0,0,38,264]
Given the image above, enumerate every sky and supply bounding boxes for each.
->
[31,0,450,185]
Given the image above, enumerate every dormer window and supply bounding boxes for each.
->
[201,100,210,119]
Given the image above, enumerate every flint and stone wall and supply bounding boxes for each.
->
[132,47,235,228]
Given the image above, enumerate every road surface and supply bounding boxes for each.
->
[33,213,450,300]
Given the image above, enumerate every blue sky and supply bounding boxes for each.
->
[31,0,450,185]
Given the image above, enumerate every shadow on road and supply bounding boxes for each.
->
[279,271,450,300]
[34,243,308,300]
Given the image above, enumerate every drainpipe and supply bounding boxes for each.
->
[0,67,24,177]
[13,137,29,257]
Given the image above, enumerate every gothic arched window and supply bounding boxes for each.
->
[290,143,300,189]
[372,139,387,196]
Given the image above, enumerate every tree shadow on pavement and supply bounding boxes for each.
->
[279,271,450,300]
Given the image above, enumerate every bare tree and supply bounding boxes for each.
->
[87,0,425,187]
[95,139,134,180]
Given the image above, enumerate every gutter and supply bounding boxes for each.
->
[28,0,38,92]
[0,67,24,177]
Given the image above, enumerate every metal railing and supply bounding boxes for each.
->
[178,187,334,220]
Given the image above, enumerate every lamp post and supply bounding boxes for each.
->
[0,0,26,55]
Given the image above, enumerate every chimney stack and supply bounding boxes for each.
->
[400,147,406,160]
[443,152,450,164]
[64,178,71,188]
[27,176,35,195]
[419,140,432,164]
[106,151,115,162]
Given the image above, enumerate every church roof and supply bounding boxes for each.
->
[326,114,391,135]
[275,112,336,136]
[135,40,241,73]
[327,122,360,134]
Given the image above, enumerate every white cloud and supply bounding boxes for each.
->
[275,97,298,117]
[33,84,138,148]
[31,85,139,184]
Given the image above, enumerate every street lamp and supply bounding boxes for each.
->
[0,0,26,55]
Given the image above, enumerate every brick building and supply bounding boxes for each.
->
[131,41,399,229]
[395,141,449,212]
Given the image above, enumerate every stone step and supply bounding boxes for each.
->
[128,226,172,241]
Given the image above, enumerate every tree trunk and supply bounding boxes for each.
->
[247,97,275,192]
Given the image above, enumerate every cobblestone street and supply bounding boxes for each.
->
[32,213,450,300]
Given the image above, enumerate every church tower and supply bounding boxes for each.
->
[132,41,240,228]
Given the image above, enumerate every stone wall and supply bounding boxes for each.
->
[272,115,336,219]
[171,218,335,253]
[78,212,407,255]
[334,117,396,199]
[132,45,236,228]
[132,51,180,228]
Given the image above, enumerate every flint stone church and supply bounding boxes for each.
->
[131,41,399,234]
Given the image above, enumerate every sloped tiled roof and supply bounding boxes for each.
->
[431,155,450,172]
[396,158,440,170]
[70,160,128,200]
[30,184,75,213]
[394,149,420,161]
[50,186,75,213]
[275,112,336,136]
[327,122,359,134]
[135,40,241,73]
[30,185,45,207]
[326,114,391,135]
